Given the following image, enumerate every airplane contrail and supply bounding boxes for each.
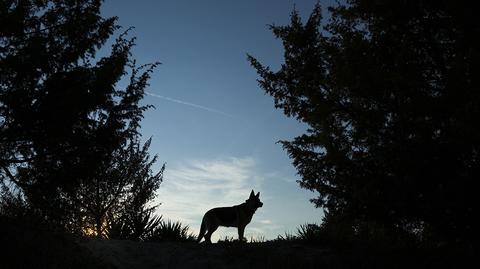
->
[145,92,234,118]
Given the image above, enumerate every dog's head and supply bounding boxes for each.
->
[246,190,263,208]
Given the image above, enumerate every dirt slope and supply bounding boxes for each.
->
[81,239,331,269]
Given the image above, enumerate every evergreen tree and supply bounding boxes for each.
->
[0,0,159,227]
[249,1,478,244]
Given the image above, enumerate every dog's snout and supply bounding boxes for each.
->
[259,202,263,207]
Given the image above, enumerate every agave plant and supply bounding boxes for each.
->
[296,223,322,243]
[107,210,163,240]
[145,219,196,242]
[276,232,298,242]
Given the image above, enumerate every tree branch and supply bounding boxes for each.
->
[0,164,27,188]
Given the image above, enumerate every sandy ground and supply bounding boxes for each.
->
[80,238,330,269]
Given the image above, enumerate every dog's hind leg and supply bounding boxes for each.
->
[204,224,218,244]
[197,217,207,243]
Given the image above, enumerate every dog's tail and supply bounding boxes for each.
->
[197,216,206,243]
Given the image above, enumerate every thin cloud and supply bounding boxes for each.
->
[145,91,233,118]
[259,219,272,224]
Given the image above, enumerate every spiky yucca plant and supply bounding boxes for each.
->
[145,219,195,242]
[296,223,322,243]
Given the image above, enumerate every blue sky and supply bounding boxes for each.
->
[101,0,335,241]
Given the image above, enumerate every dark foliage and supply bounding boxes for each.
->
[79,137,164,238]
[296,223,322,243]
[103,137,164,240]
[0,0,161,233]
[108,209,163,241]
[144,218,196,242]
[275,223,324,245]
[249,0,478,247]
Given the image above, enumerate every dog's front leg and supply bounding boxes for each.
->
[237,225,245,242]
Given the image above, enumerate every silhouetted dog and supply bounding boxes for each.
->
[197,190,263,243]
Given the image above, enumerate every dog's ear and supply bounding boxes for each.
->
[250,190,255,198]
[256,192,260,198]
